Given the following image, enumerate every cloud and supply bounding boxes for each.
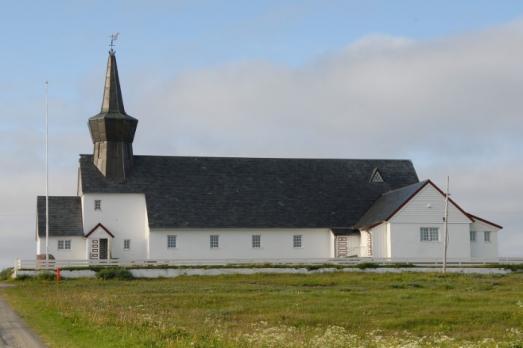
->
[130,22,522,255]
[1,20,523,266]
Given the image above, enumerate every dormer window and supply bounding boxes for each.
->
[370,168,384,183]
[94,200,102,210]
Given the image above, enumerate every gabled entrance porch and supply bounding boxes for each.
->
[84,223,115,260]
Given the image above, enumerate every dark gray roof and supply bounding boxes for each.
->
[355,180,429,229]
[80,155,419,229]
[37,196,84,237]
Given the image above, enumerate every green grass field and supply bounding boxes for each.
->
[1,272,522,347]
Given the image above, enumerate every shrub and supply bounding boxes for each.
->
[36,272,55,281]
[96,267,134,280]
[389,262,416,268]
[0,267,14,280]
[355,262,379,270]
[14,274,33,281]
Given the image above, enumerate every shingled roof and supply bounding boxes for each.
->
[36,196,84,237]
[355,180,429,229]
[79,155,419,229]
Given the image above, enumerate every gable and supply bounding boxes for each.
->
[389,183,472,224]
[79,155,419,229]
[355,181,428,229]
[85,223,115,238]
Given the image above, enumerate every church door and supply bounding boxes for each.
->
[336,236,348,257]
[99,239,108,260]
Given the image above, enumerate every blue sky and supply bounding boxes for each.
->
[3,1,523,80]
[1,1,523,266]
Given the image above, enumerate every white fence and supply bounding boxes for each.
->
[14,257,523,271]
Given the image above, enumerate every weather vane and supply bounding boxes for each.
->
[109,32,119,52]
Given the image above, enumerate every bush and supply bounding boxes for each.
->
[96,267,134,280]
[14,274,33,281]
[36,272,55,281]
[0,267,14,280]
[356,262,379,270]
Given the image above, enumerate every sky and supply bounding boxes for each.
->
[1,0,523,267]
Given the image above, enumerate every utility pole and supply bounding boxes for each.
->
[442,176,450,273]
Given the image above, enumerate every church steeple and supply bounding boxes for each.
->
[88,50,138,183]
[101,50,126,114]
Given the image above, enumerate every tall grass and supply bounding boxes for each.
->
[2,272,522,347]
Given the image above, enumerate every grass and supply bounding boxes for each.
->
[1,272,522,347]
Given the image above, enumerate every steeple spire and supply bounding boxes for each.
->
[88,50,138,183]
[101,51,126,114]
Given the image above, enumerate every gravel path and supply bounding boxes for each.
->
[0,283,46,348]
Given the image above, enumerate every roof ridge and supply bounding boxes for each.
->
[79,154,414,162]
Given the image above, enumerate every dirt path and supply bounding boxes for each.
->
[0,283,46,348]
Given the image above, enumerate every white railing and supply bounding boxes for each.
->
[14,257,523,271]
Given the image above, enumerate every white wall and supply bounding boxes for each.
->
[470,220,499,260]
[389,223,470,259]
[347,234,361,257]
[370,223,389,258]
[360,230,372,257]
[37,236,85,260]
[387,183,472,259]
[149,229,334,260]
[82,193,148,260]
[390,184,471,225]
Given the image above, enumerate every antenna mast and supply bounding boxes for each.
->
[45,81,49,269]
[442,176,450,273]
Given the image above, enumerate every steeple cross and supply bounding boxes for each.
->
[109,32,119,52]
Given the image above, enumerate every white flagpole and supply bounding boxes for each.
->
[45,81,49,269]
[442,176,449,273]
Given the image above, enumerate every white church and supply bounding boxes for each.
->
[36,50,502,262]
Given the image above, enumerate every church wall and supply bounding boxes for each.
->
[389,184,471,225]
[470,220,499,259]
[387,183,475,259]
[148,228,334,260]
[389,223,471,260]
[82,193,148,260]
[369,223,389,258]
[37,236,85,260]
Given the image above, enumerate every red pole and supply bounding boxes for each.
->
[55,267,61,282]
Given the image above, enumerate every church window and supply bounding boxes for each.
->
[123,239,131,250]
[58,240,71,250]
[94,200,102,210]
[420,227,439,241]
[370,169,384,183]
[470,231,476,242]
[167,235,177,248]
[484,231,491,242]
[293,235,302,248]
[252,235,261,248]
[210,235,219,248]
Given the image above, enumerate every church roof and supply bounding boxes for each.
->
[355,180,429,229]
[79,155,419,229]
[36,196,84,237]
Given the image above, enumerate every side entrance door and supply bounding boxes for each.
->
[335,236,348,257]
[99,238,108,260]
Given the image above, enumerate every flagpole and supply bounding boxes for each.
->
[442,176,449,273]
[45,81,49,269]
